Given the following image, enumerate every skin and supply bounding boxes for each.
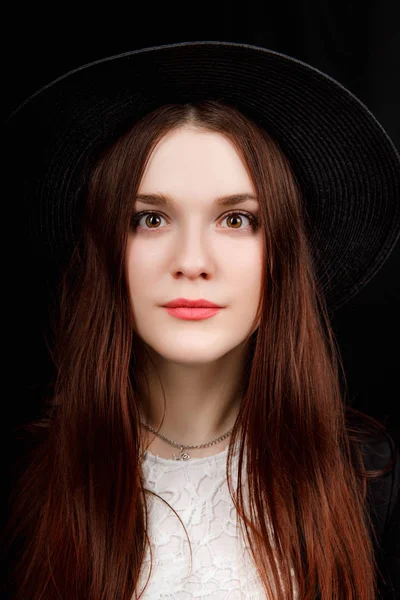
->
[125,125,263,458]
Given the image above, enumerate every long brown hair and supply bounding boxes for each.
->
[3,100,396,599]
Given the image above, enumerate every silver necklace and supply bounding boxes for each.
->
[140,420,233,461]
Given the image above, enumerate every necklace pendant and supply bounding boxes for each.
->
[173,447,191,461]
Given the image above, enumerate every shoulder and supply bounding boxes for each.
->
[348,426,400,600]
[356,427,399,597]
[359,427,399,538]
[344,409,399,541]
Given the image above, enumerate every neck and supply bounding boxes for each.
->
[136,345,247,446]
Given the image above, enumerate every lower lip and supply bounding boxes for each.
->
[163,307,222,320]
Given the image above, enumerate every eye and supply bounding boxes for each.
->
[130,210,260,232]
[219,211,260,230]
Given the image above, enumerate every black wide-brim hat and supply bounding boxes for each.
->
[4,41,400,313]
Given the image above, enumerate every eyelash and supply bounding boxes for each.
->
[130,210,260,233]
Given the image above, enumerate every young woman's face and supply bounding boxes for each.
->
[125,125,263,365]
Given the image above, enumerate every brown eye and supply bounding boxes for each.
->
[226,214,243,228]
[220,211,258,230]
[144,214,163,228]
[130,212,167,230]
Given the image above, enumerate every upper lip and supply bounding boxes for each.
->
[163,298,223,308]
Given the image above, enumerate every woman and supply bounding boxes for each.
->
[3,41,399,599]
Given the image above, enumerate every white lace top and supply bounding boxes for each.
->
[134,440,298,599]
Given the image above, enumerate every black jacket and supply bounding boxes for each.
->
[363,431,400,599]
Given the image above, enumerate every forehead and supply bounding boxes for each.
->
[139,126,255,197]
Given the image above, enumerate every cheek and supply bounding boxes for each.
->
[126,242,160,288]
[234,249,263,317]
[226,243,263,283]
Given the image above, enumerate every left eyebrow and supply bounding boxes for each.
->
[135,193,259,207]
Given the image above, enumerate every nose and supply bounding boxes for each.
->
[171,223,214,279]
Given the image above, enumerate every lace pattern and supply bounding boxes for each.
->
[134,443,298,599]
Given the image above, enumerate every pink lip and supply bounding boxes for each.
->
[163,298,222,308]
[164,307,222,320]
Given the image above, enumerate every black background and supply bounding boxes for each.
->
[4,1,400,446]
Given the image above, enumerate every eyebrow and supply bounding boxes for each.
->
[135,193,258,207]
